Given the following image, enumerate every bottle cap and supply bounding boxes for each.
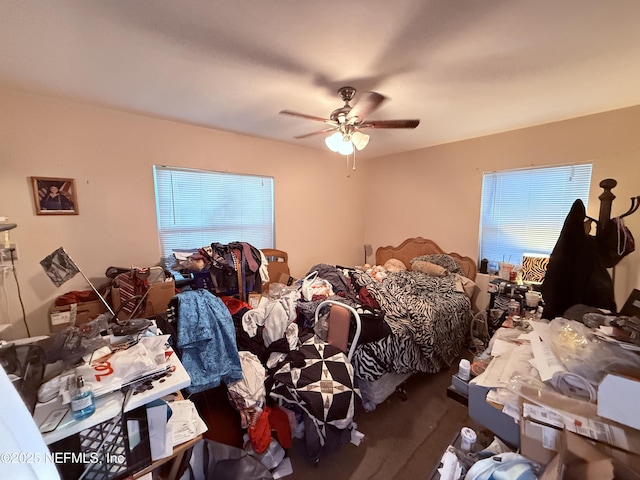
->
[76,376,84,388]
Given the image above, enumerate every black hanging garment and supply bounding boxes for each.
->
[541,199,616,319]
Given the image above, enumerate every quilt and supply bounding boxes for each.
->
[269,336,360,446]
[350,263,471,381]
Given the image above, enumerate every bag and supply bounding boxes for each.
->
[179,439,273,480]
[598,216,636,268]
[75,341,160,397]
[464,452,540,480]
[0,343,46,413]
[301,271,334,301]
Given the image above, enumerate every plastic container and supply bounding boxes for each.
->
[524,291,541,308]
[460,427,477,452]
[71,375,95,421]
[458,359,471,381]
[506,298,521,317]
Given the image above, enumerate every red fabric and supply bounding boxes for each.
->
[248,407,272,454]
[269,405,292,449]
[55,290,99,306]
[358,286,380,309]
[221,296,252,315]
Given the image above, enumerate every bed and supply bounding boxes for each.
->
[348,237,477,410]
[167,239,476,459]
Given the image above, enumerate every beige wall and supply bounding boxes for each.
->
[0,87,366,338]
[364,105,640,307]
[2,86,639,338]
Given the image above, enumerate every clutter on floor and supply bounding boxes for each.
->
[445,302,640,480]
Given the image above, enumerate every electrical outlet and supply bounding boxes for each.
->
[1,243,18,261]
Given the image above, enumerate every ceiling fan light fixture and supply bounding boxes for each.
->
[337,138,354,156]
[351,131,370,151]
[283,86,419,156]
[325,131,343,152]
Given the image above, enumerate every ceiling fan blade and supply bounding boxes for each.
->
[294,128,337,139]
[347,91,386,121]
[359,119,420,129]
[279,110,328,123]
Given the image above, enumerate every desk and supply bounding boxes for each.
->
[34,349,191,445]
[34,349,193,479]
[133,433,201,480]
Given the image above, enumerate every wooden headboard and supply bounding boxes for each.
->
[375,237,477,280]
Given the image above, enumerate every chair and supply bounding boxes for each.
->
[314,300,362,362]
[261,249,290,287]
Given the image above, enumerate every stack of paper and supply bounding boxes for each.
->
[472,322,571,420]
[166,399,208,447]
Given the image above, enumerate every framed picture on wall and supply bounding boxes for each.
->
[31,176,79,215]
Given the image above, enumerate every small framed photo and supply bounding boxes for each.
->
[31,177,79,215]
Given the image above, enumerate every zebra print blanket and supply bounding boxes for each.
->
[350,269,471,381]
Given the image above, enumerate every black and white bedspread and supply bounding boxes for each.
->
[350,268,471,381]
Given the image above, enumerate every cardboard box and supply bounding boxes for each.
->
[276,272,294,286]
[554,431,614,480]
[49,299,108,332]
[146,279,175,314]
[468,380,520,448]
[520,416,562,466]
[597,374,640,429]
[112,279,176,318]
[519,385,640,456]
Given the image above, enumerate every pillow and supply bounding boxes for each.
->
[411,260,447,277]
[412,254,464,276]
[383,258,407,272]
[454,274,477,299]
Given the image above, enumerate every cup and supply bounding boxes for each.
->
[499,262,514,280]
[525,291,541,308]
[460,427,477,452]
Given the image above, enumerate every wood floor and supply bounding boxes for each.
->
[189,359,484,480]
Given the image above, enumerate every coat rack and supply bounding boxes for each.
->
[596,178,639,236]
[592,178,639,278]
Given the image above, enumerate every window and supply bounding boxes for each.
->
[153,166,274,267]
[479,163,592,268]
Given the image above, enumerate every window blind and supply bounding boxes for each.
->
[154,166,274,266]
[479,163,592,266]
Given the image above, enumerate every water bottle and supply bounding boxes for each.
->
[507,298,521,317]
[71,375,96,421]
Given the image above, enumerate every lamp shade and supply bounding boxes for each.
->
[351,131,370,151]
[325,132,343,152]
[337,139,354,155]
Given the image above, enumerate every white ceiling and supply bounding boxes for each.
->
[2,1,640,159]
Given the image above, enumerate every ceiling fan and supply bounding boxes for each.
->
[280,86,420,155]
